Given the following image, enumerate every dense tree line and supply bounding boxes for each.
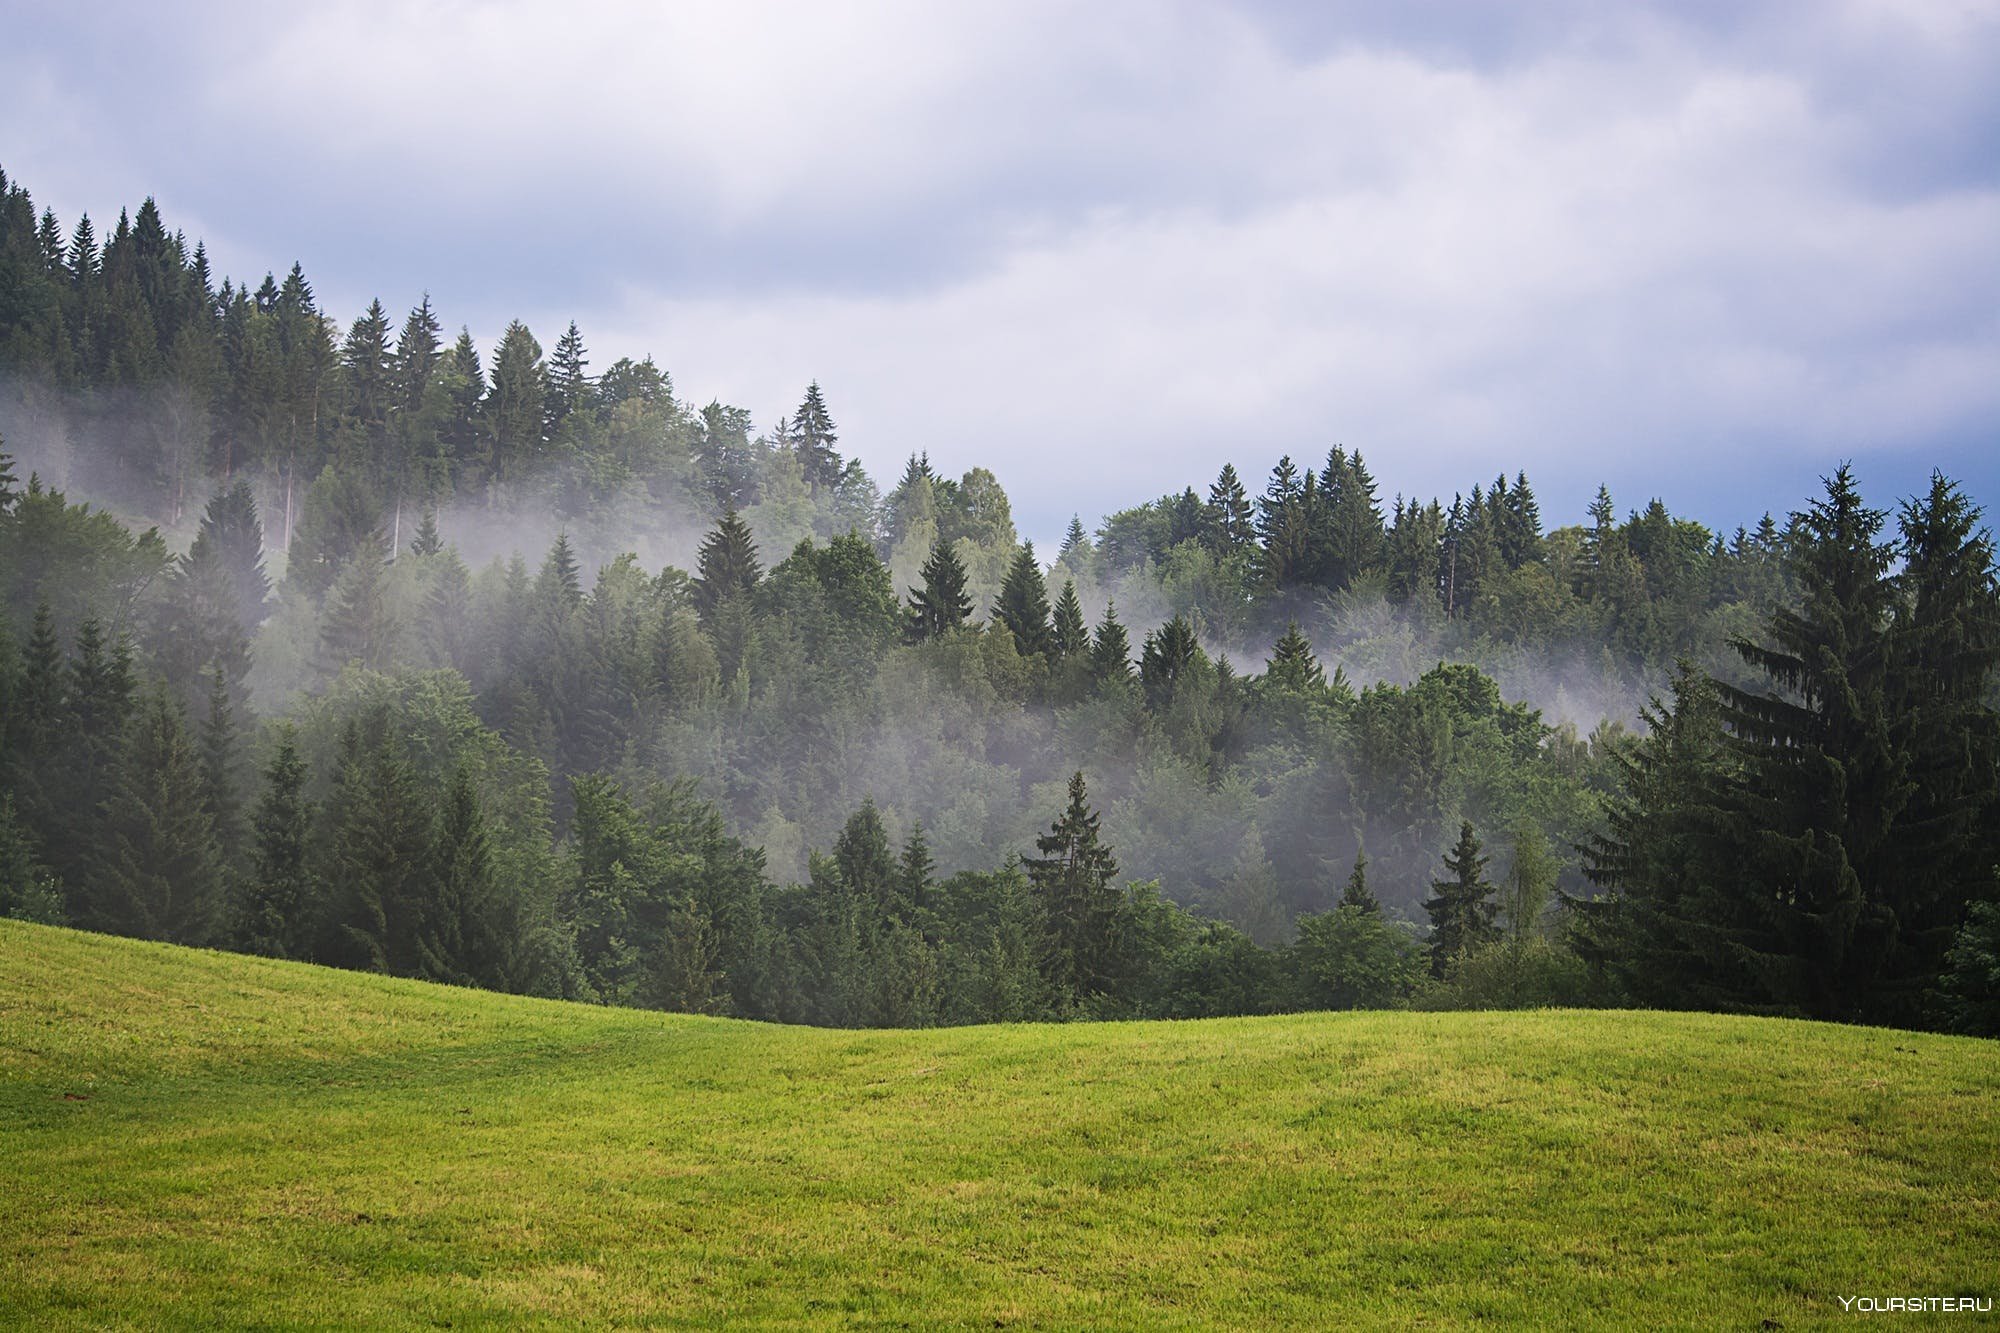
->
[2,167,1995,1033]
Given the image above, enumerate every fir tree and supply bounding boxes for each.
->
[792,381,841,493]
[1264,621,1326,694]
[899,822,935,915]
[1424,821,1497,977]
[1139,615,1202,711]
[1023,772,1123,1002]
[1050,579,1088,659]
[318,538,396,674]
[833,798,898,918]
[240,724,311,958]
[993,542,1053,659]
[1088,601,1133,687]
[692,508,762,627]
[906,537,973,642]
[1208,463,1254,550]
[422,765,503,986]
[85,688,222,945]
[1059,515,1090,562]
[1341,851,1378,914]
[410,508,443,557]
[545,320,593,434]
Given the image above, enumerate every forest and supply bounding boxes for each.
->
[2,165,1996,1033]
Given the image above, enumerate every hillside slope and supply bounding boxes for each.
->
[3,920,1996,1328]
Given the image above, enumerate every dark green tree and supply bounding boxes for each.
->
[85,688,222,945]
[1424,821,1497,977]
[993,542,1053,659]
[906,537,973,642]
[239,724,312,958]
[1024,771,1124,1003]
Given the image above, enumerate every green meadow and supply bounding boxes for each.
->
[3,919,1996,1328]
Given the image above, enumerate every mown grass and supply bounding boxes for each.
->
[2,919,1997,1328]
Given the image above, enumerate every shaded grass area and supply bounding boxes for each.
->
[3,919,1997,1328]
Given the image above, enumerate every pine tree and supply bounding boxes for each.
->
[1050,579,1088,659]
[421,764,504,986]
[1424,821,1497,977]
[319,538,397,673]
[1711,465,1899,1020]
[1139,615,1202,711]
[197,481,272,631]
[1880,473,2000,1023]
[1088,601,1133,686]
[545,320,593,434]
[1264,621,1326,694]
[486,319,546,487]
[198,665,245,876]
[1023,772,1123,1002]
[833,798,898,918]
[1208,463,1254,550]
[240,724,312,958]
[906,537,973,641]
[899,822,935,915]
[1341,851,1378,914]
[692,508,762,627]
[410,508,443,557]
[792,381,841,493]
[321,722,435,975]
[86,688,222,945]
[1059,515,1090,562]
[993,542,1052,659]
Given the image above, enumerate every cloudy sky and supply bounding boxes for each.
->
[6,0,1996,542]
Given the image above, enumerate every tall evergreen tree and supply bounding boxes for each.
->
[1023,772,1123,1003]
[1424,821,1497,977]
[85,688,221,945]
[240,724,311,958]
[1088,601,1133,686]
[1050,579,1088,659]
[1208,463,1254,551]
[906,537,973,642]
[792,381,841,493]
[692,508,762,626]
[993,542,1053,659]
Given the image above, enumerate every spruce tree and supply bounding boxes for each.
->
[833,798,898,918]
[1139,615,1201,711]
[1059,515,1090,563]
[410,508,443,557]
[1050,579,1088,659]
[318,538,396,674]
[1208,463,1254,550]
[792,381,841,492]
[692,508,762,627]
[899,822,935,915]
[906,537,973,642]
[86,688,221,945]
[422,765,502,986]
[545,320,592,434]
[1088,601,1133,687]
[1264,621,1326,694]
[993,542,1052,659]
[1341,851,1378,914]
[321,722,435,975]
[1424,821,1497,977]
[1711,466,1900,1020]
[240,724,312,958]
[1023,772,1123,1002]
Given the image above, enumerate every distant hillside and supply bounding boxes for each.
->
[4,919,1996,1327]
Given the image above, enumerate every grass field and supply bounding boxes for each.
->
[3,920,1997,1328]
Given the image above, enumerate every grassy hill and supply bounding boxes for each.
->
[3,920,1996,1328]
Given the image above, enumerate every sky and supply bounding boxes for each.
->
[4,0,1996,545]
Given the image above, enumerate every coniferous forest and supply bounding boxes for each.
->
[2,166,1996,1033]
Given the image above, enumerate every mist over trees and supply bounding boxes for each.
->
[2,166,1996,1033]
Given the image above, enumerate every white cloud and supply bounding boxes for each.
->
[2,0,1995,536]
